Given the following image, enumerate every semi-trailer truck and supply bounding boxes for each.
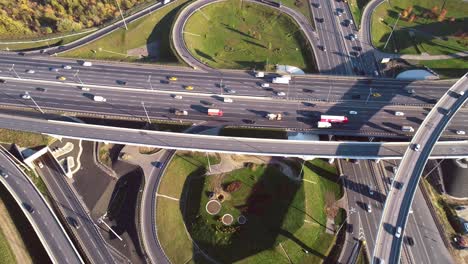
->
[208,109,223,116]
[320,115,348,123]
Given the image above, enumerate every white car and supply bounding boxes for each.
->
[62,65,72,70]
[277,92,286,96]
[26,69,35,74]
[413,144,421,152]
[456,130,466,135]
[0,170,8,178]
[37,161,44,168]
[261,83,270,88]
[173,95,183,99]
[223,98,233,103]
[395,226,402,238]
[367,204,372,213]
[21,93,31,99]
[80,86,90,91]
[395,111,405,116]
[349,110,357,115]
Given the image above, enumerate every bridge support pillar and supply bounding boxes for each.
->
[328,158,335,164]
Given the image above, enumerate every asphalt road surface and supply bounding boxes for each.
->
[374,75,467,263]
[0,151,83,264]
[140,149,174,264]
[339,159,452,264]
[36,153,116,264]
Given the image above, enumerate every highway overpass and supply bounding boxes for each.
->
[0,113,467,159]
[374,73,467,264]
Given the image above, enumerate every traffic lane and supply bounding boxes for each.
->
[0,153,82,264]
[0,60,455,102]
[37,154,115,264]
[3,83,468,136]
[382,87,464,262]
[141,150,173,264]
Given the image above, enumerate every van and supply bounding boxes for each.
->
[395,226,402,238]
[93,95,107,102]
[401,126,414,132]
[82,61,92,67]
[223,98,233,103]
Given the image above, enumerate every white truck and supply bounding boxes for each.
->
[93,95,107,102]
[174,109,188,116]
[223,98,233,103]
[401,126,414,132]
[266,113,282,120]
[255,71,265,78]
[317,121,332,128]
[272,75,291,84]
[81,61,92,67]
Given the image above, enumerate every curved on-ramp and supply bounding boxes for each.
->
[0,150,83,264]
[373,73,467,264]
[171,0,321,71]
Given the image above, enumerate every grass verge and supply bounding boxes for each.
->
[0,184,49,263]
[0,32,91,52]
[371,0,468,55]
[407,58,468,79]
[156,152,220,264]
[220,127,287,139]
[0,227,16,264]
[61,0,191,64]
[184,0,316,72]
[157,154,343,263]
[348,0,371,28]
[0,129,50,148]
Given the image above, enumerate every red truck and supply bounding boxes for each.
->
[207,109,223,116]
[320,115,348,123]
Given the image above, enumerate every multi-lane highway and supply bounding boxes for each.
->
[0,150,83,264]
[35,153,117,264]
[374,74,468,263]
[1,55,466,138]
[339,159,452,264]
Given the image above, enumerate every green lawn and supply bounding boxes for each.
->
[0,129,51,148]
[407,58,468,79]
[157,153,342,263]
[0,31,92,52]
[62,0,191,64]
[156,152,220,264]
[183,0,316,72]
[279,0,314,25]
[348,0,371,28]
[0,228,16,264]
[371,0,468,55]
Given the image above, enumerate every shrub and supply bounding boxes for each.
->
[225,181,242,193]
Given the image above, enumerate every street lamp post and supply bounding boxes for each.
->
[147,75,153,90]
[98,214,123,241]
[9,64,21,79]
[336,207,356,234]
[115,0,128,30]
[365,87,373,104]
[74,70,84,85]
[383,13,401,50]
[141,102,151,124]
[26,92,45,114]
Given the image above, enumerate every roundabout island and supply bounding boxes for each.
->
[155,152,344,263]
[172,0,317,72]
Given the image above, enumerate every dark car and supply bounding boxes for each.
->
[155,162,163,168]
[23,203,35,213]
[352,94,361,99]
[405,236,414,246]
[67,216,80,229]
[36,87,47,92]
[0,79,6,84]
[243,119,256,124]
[116,80,127,85]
